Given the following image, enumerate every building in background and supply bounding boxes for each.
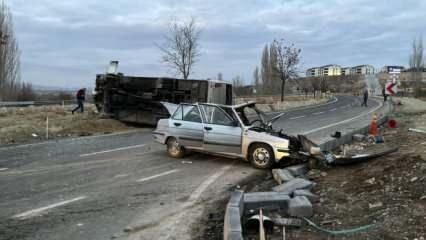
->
[306,64,375,77]
[350,65,375,75]
[341,67,351,76]
[306,64,341,77]
[306,67,321,77]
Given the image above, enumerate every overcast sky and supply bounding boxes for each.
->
[8,0,426,88]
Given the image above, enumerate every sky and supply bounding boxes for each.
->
[7,0,426,88]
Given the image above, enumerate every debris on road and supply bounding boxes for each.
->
[408,128,426,134]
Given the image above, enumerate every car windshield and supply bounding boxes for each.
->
[235,104,264,126]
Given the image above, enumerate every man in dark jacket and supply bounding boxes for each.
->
[72,88,86,114]
[382,88,388,102]
[361,89,368,107]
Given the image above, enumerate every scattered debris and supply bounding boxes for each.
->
[181,160,193,164]
[272,169,294,184]
[352,134,366,142]
[409,128,426,134]
[331,131,341,138]
[272,178,314,194]
[368,201,383,209]
[365,177,376,185]
[410,176,418,182]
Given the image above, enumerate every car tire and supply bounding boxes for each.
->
[249,143,275,169]
[166,137,185,158]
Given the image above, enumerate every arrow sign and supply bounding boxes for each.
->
[386,82,397,95]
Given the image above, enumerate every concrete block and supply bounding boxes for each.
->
[352,134,366,142]
[288,196,313,217]
[272,169,295,184]
[223,231,244,240]
[243,192,290,212]
[223,206,242,239]
[227,190,244,217]
[285,164,309,177]
[272,178,314,194]
[293,189,319,202]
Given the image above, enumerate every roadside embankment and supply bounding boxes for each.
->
[0,104,140,146]
[236,95,332,112]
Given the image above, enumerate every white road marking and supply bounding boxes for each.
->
[289,115,305,120]
[136,169,179,183]
[0,130,147,152]
[160,164,232,240]
[187,165,232,203]
[303,100,383,135]
[114,174,129,178]
[0,168,8,171]
[329,108,337,112]
[313,111,324,115]
[80,144,146,157]
[12,196,87,220]
[266,96,338,115]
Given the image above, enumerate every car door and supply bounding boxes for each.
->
[169,104,204,148]
[200,104,242,154]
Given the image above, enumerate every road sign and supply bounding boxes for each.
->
[385,82,398,95]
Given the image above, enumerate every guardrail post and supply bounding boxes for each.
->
[46,115,49,140]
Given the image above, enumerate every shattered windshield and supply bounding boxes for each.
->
[235,105,264,126]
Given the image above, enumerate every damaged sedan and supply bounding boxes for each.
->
[153,102,303,169]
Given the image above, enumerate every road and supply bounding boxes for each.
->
[0,95,381,240]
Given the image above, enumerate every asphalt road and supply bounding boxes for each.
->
[0,95,381,240]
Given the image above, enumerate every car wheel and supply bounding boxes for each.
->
[166,137,185,158]
[249,143,275,169]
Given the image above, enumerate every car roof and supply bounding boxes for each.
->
[180,101,256,109]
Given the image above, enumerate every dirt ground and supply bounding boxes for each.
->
[196,98,426,240]
[0,104,140,146]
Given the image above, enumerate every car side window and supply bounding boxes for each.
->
[182,105,202,123]
[201,105,235,126]
[172,106,183,120]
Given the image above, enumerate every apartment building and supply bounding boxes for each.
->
[350,65,375,75]
[306,64,375,77]
[341,67,351,76]
[306,64,341,77]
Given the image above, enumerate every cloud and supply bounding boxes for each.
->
[7,0,426,87]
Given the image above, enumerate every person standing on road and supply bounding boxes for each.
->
[72,88,86,114]
[382,88,387,102]
[361,89,369,107]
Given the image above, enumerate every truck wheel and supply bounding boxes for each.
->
[249,143,275,169]
[166,137,185,158]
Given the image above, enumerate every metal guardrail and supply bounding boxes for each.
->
[0,100,77,108]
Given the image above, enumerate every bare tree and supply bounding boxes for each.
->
[271,39,301,101]
[0,1,21,101]
[217,72,223,80]
[253,66,260,94]
[158,17,200,80]
[409,37,424,97]
[260,45,270,94]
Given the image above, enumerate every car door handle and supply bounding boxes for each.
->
[174,122,182,127]
[204,127,212,131]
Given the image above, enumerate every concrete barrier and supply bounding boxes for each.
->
[223,190,244,240]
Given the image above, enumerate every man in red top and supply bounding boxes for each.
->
[72,88,86,114]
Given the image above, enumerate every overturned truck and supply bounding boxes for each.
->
[94,70,233,125]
